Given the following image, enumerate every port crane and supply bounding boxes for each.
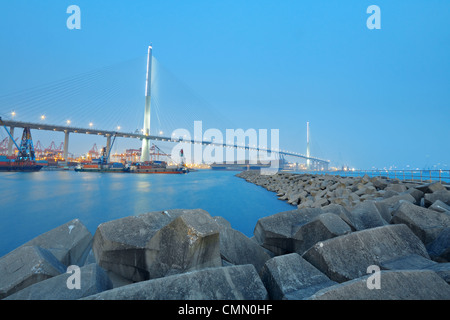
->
[100,133,117,165]
[0,117,36,161]
[0,138,9,154]
[88,144,99,158]
[0,117,43,171]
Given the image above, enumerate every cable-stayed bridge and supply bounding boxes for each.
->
[0,46,330,170]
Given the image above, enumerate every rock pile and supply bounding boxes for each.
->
[1,172,449,300]
[237,171,450,298]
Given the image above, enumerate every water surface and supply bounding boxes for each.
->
[0,169,294,257]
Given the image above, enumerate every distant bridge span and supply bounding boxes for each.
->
[0,119,330,167]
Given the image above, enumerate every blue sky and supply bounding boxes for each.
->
[0,0,449,170]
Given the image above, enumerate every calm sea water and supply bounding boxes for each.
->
[0,169,294,257]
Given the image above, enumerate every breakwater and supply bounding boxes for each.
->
[1,171,450,300]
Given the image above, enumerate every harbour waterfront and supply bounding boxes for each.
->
[0,169,295,258]
[289,170,450,184]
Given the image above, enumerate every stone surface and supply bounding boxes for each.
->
[302,224,430,283]
[429,200,450,213]
[403,188,424,204]
[425,263,450,284]
[217,222,270,273]
[382,189,399,199]
[379,254,437,270]
[426,227,450,262]
[18,219,92,266]
[371,177,388,190]
[92,209,190,281]
[416,182,447,194]
[253,208,323,255]
[83,264,268,300]
[145,210,222,279]
[0,246,66,299]
[292,213,351,255]
[5,263,112,300]
[343,201,388,231]
[253,210,303,255]
[82,249,97,266]
[385,184,407,193]
[321,204,353,225]
[379,253,450,284]
[260,253,337,300]
[424,190,450,207]
[308,270,450,300]
[371,201,392,223]
[213,216,232,229]
[376,193,416,208]
[391,201,450,245]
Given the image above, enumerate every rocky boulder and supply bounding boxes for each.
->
[92,209,189,282]
[216,222,270,273]
[416,182,447,194]
[429,200,450,213]
[342,201,388,231]
[302,224,430,283]
[391,201,450,245]
[83,264,268,300]
[145,210,222,279]
[292,213,351,255]
[17,219,92,266]
[0,246,66,299]
[260,253,337,300]
[371,177,388,190]
[379,253,438,270]
[253,208,323,255]
[309,270,450,300]
[426,263,450,284]
[4,263,112,300]
[426,228,450,262]
[403,188,424,204]
[376,193,416,209]
[424,190,450,207]
[385,184,407,193]
[322,204,352,222]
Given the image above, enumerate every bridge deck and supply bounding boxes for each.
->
[0,119,330,164]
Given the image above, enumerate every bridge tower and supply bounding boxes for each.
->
[141,45,153,162]
[306,121,311,170]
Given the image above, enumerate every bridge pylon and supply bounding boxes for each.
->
[141,44,153,162]
[306,121,310,170]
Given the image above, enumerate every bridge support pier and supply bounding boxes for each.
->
[7,126,15,156]
[141,137,150,162]
[106,134,111,162]
[63,130,69,160]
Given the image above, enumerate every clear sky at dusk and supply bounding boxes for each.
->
[0,0,449,170]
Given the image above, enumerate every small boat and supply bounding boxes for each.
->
[75,139,131,173]
[74,160,189,174]
[74,162,130,173]
[0,156,44,172]
[129,161,189,174]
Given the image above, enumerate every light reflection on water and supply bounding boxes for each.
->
[0,170,294,257]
